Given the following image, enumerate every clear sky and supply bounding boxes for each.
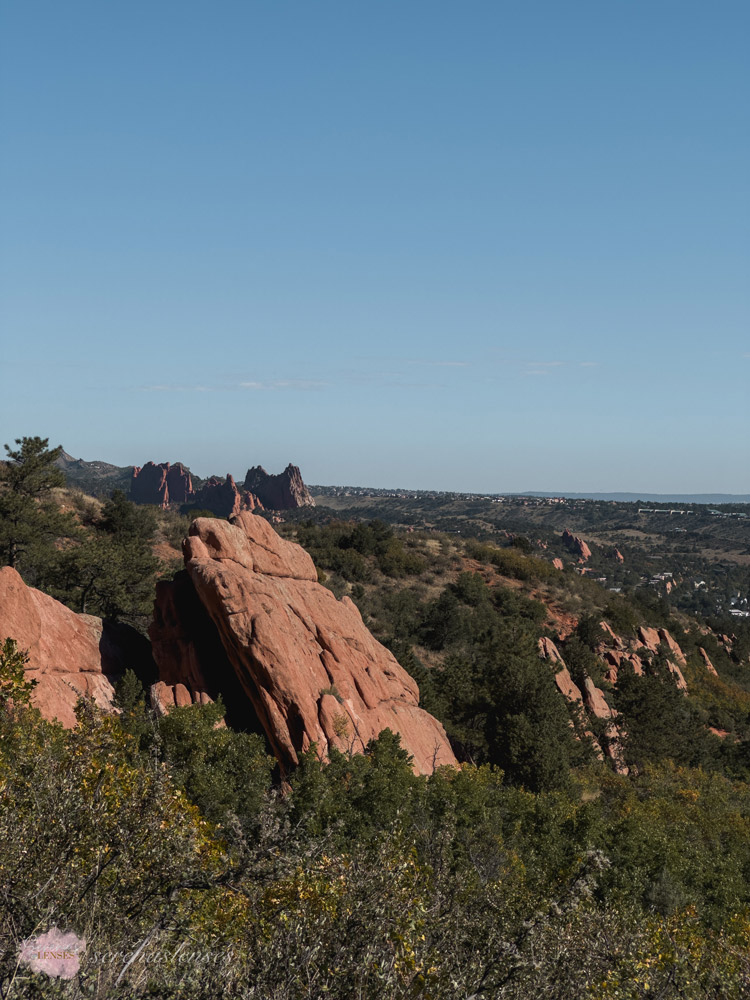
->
[1,1,747,493]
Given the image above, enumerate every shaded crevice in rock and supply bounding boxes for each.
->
[149,571,268,741]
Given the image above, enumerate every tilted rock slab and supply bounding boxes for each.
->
[562,529,592,562]
[167,513,456,774]
[698,647,719,677]
[538,636,627,774]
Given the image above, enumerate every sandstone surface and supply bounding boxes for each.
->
[0,567,151,727]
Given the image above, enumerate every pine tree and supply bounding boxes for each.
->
[0,436,69,571]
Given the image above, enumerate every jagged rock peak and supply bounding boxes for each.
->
[243,464,315,509]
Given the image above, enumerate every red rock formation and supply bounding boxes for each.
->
[131,461,194,508]
[194,475,264,519]
[561,529,592,562]
[599,621,626,650]
[658,628,687,667]
[601,650,644,684]
[699,647,719,677]
[150,681,215,714]
[636,626,687,691]
[614,549,624,563]
[552,558,564,571]
[0,567,152,727]
[538,637,584,703]
[538,637,626,773]
[637,626,661,654]
[582,676,613,719]
[243,464,315,510]
[151,513,455,775]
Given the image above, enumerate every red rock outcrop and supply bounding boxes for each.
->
[0,567,152,727]
[599,621,626,650]
[658,628,687,667]
[194,475,264,519]
[129,459,312,513]
[131,461,194,508]
[636,626,687,691]
[614,549,624,563]
[561,529,592,562]
[538,637,626,773]
[699,647,719,677]
[150,513,455,774]
[538,637,584,704]
[637,626,661,654]
[552,558,564,571]
[602,650,644,684]
[243,464,315,510]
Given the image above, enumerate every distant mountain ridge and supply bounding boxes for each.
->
[54,450,133,497]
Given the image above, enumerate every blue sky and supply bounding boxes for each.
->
[1,1,747,492]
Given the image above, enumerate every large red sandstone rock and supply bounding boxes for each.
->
[148,570,260,731]
[0,567,148,727]
[552,558,564,571]
[152,513,455,774]
[243,464,315,510]
[561,529,592,562]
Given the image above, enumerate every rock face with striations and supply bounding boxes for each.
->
[149,513,455,774]
[243,464,315,510]
[131,462,194,508]
[0,567,153,727]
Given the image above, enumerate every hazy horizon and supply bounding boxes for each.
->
[2,2,748,493]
